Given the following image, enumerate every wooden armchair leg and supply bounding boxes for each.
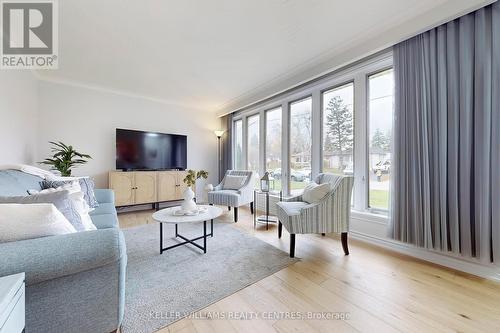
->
[278,221,282,238]
[250,201,254,215]
[234,207,238,222]
[290,234,296,258]
[341,232,349,255]
[228,206,231,211]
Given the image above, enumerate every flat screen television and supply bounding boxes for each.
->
[116,128,187,171]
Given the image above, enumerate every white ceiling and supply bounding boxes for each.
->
[37,0,493,114]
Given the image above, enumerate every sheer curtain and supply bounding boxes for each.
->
[391,2,500,263]
[220,114,233,181]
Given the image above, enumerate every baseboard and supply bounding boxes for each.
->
[349,230,500,282]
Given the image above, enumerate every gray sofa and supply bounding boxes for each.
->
[0,170,127,333]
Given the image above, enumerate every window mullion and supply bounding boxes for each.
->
[353,73,368,211]
[311,90,321,181]
[282,102,290,196]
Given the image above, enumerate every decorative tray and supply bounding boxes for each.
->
[171,206,208,216]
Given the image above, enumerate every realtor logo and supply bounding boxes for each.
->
[1,0,58,69]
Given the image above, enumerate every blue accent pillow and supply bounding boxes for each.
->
[0,190,86,231]
[40,178,99,209]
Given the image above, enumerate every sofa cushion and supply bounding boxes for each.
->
[0,203,77,243]
[302,182,331,204]
[223,175,247,190]
[41,178,99,209]
[0,190,87,231]
[0,170,43,196]
[90,213,119,229]
[276,201,309,216]
[208,189,241,207]
[89,203,116,216]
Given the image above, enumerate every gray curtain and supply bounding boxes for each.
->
[220,114,233,182]
[392,1,500,263]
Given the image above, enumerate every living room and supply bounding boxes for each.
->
[1,1,499,333]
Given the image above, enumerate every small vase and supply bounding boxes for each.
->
[181,186,197,212]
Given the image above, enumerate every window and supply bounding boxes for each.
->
[231,52,393,223]
[265,107,282,190]
[368,69,394,212]
[234,120,243,170]
[322,83,354,176]
[247,114,260,173]
[289,97,312,193]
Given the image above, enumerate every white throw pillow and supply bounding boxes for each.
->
[302,182,331,204]
[223,175,247,190]
[0,203,77,243]
[29,182,97,231]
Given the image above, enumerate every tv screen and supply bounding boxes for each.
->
[116,128,187,171]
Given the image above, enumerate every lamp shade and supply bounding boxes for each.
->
[214,130,225,138]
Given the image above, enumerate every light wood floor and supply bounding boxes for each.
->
[119,206,500,333]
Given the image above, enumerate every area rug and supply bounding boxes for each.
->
[121,221,297,333]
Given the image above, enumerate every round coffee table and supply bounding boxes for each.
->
[152,205,222,254]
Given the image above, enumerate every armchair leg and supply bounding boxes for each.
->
[278,221,282,238]
[321,233,325,236]
[341,232,349,255]
[228,206,231,211]
[290,234,296,258]
[250,201,254,215]
[234,207,238,222]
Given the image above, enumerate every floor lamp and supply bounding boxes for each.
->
[214,130,225,182]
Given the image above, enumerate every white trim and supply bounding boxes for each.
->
[351,210,388,226]
[350,230,500,282]
[216,0,496,118]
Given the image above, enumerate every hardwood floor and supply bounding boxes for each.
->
[118,206,500,333]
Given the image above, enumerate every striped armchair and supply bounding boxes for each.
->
[207,170,255,222]
[276,173,354,257]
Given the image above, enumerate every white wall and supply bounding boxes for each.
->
[0,71,38,164]
[37,81,219,198]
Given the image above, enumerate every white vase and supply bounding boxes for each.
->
[181,186,197,212]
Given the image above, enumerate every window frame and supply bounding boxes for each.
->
[232,119,244,171]
[231,50,393,219]
[246,113,260,173]
[365,67,395,215]
[288,96,313,194]
[264,106,283,190]
[320,80,355,176]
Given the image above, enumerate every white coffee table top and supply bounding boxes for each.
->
[152,205,223,224]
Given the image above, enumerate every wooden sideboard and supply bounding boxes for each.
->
[109,170,192,207]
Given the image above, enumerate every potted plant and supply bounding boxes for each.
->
[182,170,208,211]
[39,141,92,177]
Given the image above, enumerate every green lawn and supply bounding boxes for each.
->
[369,190,389,210]
[268,180,305,192]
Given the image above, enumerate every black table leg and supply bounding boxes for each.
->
[253,190,256,229]
[203,221,207,253]
[160,222,163,254]
[266,192,269,230]
[175,224,178,237]
[211,219,213,237]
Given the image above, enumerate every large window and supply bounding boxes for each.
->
[322,83,354,176]
[247,114,260,173]
[234,120,243,170]
[265,107,282,190]
[232,52,393,219]
[368,69,394,211]
[289,97,312,193]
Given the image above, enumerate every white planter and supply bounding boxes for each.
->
[181,186,197,212]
